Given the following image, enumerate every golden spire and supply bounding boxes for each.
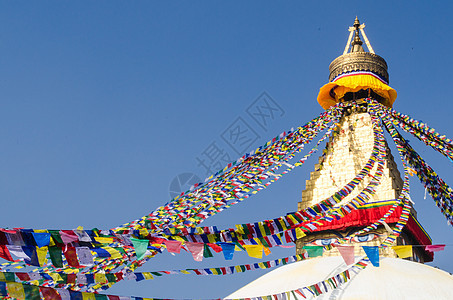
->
[317,18,397,110]
[329,17,388,83]
[343,17,375,55]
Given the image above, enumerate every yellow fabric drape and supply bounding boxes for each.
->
[317,74,397,109]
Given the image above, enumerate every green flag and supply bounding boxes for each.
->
[131,238,149,260]
[48,247,63,268]
[303,246,323,257]
[203,243,213,258]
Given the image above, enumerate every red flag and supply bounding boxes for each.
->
[0,245,13,261]
[208,243,222,253]
[63,247,80,267]
[67,274,77,284]
[40,287,61,300]
[425,244,446,252]
[164,240,183,253]
[15,273,30,281]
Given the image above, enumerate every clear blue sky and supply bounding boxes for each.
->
[1,1,453,298]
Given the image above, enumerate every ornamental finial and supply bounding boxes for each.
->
[343,17,375,55]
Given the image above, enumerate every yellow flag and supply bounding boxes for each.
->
[94,273,107,284]
[244,245,263,259]
[36,246,48,266]
[207,234,217,244]
[7,282,25,300]
[82,292,96,300]
[49,273,63,283]
[295,228,306,239]
[392,245,412,258]
[94,237,114,244]
[143,272,154,280]
[139,227,149,237]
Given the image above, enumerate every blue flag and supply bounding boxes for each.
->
[219,243,235,260]
[32,232,51,248]
[362,246,379,267]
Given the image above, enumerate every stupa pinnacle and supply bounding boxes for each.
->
[318,18,396,109]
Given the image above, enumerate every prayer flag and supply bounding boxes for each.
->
[73,228,92,242]
[7,282,25,300]
[203,244,213,258]
[32,232,51,248]
[208,243,223,253]
[59,230,79,245]
[94,237,114,244]
[36,246,48,266]
[164,240,183,254]
[336,245,354,265]
[186,242,204,261]
[392,245,412,258]
[49,247,63,268]
[63,247,80,267]
[40,286,61,300]
[219,243,235,260]
[295,228,306,239]
[82,292,96,300]
[362,246,379,267]
[23,284,40,300]
[6,245,30,261]
[244,245,263,259]
[76,247,94,266]
[130,238,149,260]
[0,245,13,261]
[425,244,446,252]
[303,246,323,257]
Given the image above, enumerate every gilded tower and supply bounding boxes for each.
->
[295,18,432,263]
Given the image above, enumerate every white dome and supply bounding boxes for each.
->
[225,257,453,299]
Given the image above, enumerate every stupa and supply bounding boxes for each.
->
[226,18,453,299]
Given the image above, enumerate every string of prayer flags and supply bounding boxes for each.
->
[0,255,308,287]
[362,246,379,267]
[0,256,370,300]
